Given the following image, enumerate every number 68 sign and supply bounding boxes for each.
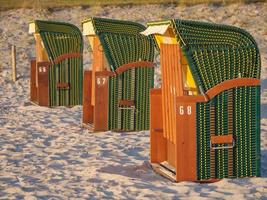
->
[178,105,192,115]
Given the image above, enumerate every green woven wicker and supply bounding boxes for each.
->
[34,20,83,107]
[149,19,261,180]
[85,17,155,131]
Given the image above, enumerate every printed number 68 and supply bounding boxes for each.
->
[179,106,192,115]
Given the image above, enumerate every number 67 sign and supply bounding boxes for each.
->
[96,77,107,86]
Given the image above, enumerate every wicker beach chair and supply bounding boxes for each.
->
[29,20,83,107]
[82,18,155,132]
[143,19,261,182]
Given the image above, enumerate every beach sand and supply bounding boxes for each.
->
[0,2,267,199]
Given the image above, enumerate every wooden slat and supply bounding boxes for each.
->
[94,71,109,131]
[210,135,234,144]
[160,44,168,140]
[82,70,94,124]
[30,59,37,102]
[161,44,172,143]
[169,45,175,143]
[175,101,197,181]
[34,34,49,62]
[91,36,108,106]
[96,71,115,77]
[174,45,184,143]
[165,45,174,164]
[161,44,184,169]
[167,141,176,167]
[36,61,51,67]
[160,45,168,141]
[151,163,176,182]
[150,89,167,163]
[176,95,206,103]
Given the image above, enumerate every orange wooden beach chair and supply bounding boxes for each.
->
[29,20,83,107]
[142,19,261,182]
[81,18,155,132]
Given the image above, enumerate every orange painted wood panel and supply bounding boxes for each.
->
[167,141,176,167]
[115,61,154,75]
[94,71,109,131]
[206,78,260,99]
[175,78,260,104]
[30,59,37,102]
[160,44,184,168]
[160,44,167,139]
[37,62,49,107]
[211,135,234,144]
[53,52,81,64]
[175,101,197,181]
[161,44,184,145]
[169,45,175,143]
[150,89,167,163]
[82,70,94,124]
[91,37,108,106]
[57,82,70,89]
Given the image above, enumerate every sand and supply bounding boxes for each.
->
[0,2,267,199]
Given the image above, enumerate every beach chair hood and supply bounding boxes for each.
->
[143,19,261,92]
[83,17,154,71]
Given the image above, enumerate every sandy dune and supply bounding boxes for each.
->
[0,2,267,199]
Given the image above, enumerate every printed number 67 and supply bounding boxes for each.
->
[97,77,106,85]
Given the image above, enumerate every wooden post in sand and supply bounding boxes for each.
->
[11,45,17,81]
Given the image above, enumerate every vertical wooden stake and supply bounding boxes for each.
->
[11,45,17,81]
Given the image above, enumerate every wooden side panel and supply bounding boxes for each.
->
[94,72,109,131]
[83,70,94,124]
[91,36,108,106]
[34,34,49,62]
[161,44,184,168]
[30,59,37,102]
[150,89,167,163]
[175,101,197,181]
[37,62,49,107]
